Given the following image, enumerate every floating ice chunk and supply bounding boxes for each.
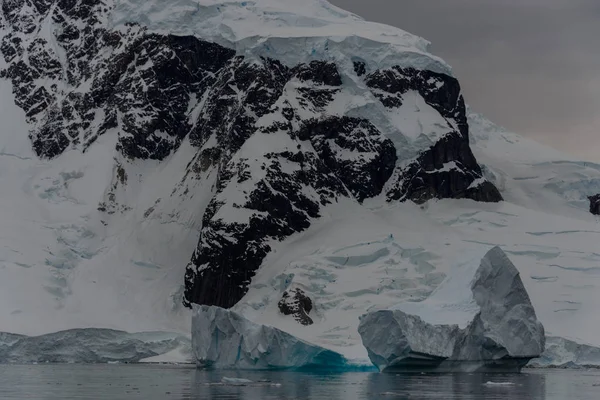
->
[193,305,348,370]
[221,377,253,385]
[484,381,515,386]
[358,247,545,372]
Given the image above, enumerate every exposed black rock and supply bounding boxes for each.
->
[365,66,502,204]
[188,56,290,151]
[1,0,236,159]
[292,60,342,86]
[589,194,600,215]
[278,288,314,326]
[353,61,366,77]
[387,132,503,204]
[365,67,468,134]
[298,116,397,202]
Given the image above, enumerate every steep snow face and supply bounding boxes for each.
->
[357,247,544,373]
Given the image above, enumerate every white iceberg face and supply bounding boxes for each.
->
[0,329,191,364]
[358,247,545,372]
[529,336,600,368]
[192,305,348,370]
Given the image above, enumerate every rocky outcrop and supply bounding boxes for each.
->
[278,288,314,326]
[1,0,236,159]
[358,247,545,372]
[589,194,600,215]
[365,67,502,204]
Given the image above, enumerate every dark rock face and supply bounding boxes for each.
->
[589,194,600,215]
[387,132,502,204]
[365,67,502,204]
[1,0,235,159]
[353,61,366,77]
[278,288,314,326]
[1,0,501,310]
[297,117,397,202]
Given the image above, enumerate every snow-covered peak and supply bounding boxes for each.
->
[111,0,451,73]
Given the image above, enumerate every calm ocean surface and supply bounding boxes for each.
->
[0,364,598,399]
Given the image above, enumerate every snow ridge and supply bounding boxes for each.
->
[110,0,451,74]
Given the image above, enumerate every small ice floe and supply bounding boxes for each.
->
[484,381,515,386]
[214,377,282,387]
[221,377,253,386]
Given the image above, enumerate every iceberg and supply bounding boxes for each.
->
[528,336,600,368]
[0,329,191,364]
[358,247,545,372]
[192,305,348,370]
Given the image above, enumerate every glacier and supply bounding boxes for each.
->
[192,305,348,370]
[357,247,545,372]
[0,0,598,369]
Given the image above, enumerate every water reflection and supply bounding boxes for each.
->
[1,364,596,400]
[365,371,546,399]
[191,370,342,400]
[190,369,547,400]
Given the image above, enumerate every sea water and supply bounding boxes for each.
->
[0,364,598,399]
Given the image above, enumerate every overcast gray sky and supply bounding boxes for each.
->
[330,0,600,160]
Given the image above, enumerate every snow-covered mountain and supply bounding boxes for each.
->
[0,0,598,367]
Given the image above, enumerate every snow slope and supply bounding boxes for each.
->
[0,79,194,336]
[232,113,600,365]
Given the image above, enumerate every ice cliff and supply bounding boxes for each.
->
[529,336,600,368]
[0,329,191,363]
[358,247,545,372]
[192,305,348,370]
